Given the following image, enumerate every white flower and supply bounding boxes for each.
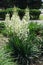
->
[22,8,30,22]
[5,7,29,41]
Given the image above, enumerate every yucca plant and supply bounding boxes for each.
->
[1,22,43,65]
[7,22,43,65]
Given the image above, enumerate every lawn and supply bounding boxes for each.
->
[39,14,43,20]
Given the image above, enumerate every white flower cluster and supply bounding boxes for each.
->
[5,8,29,40]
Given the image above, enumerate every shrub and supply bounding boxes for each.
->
[29,9,41,20]
[0,8,13,20]
[0,22,5,33]
[0,12,6,20]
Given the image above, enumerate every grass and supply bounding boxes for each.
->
[39,14,43,20]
